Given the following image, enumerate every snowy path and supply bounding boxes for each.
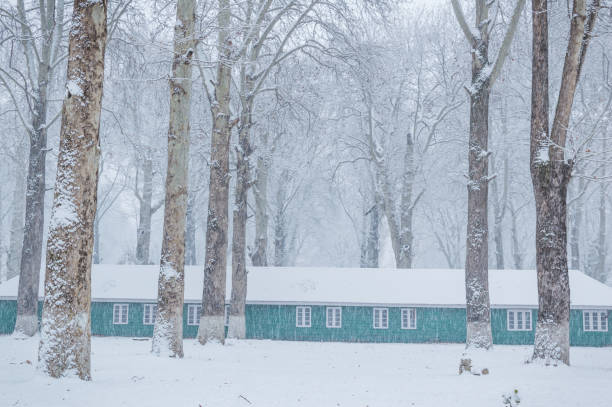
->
[1,336,611,406]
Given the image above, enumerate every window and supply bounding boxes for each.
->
[373,308,388,329]
[507,310,532,331]
[187,304,202,326]
[296,306,311,327]
[401,308,417,329]
[143,304,157,325]
[113,304,129,325]
[583,310,608,332]
[326,307,342,328]
[224,304,230,327]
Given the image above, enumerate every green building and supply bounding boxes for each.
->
[0,266,610,346]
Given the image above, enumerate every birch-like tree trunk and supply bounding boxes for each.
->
[530,0,598,366]
[151,0,196,358]
[38,0,107,380]
[198,0,233,345]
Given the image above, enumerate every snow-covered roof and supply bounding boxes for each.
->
[0,266,611,309]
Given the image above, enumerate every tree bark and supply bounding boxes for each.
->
[251,142,269,267]
[7,153,27,279]
[135,156,156,264]
[185,190,197,265]
[198,0,232,345]
[152,0,195,358]
[14,96,48,336]
[38,0,107,380]
[509,201,523,269]
[273,172,288,267]
[530,0,595,366]
[229,69,254,339]
[464,1,493,349]
[569,176,584,270]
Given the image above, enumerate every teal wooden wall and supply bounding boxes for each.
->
[0,300,610,347]
[246,305,612,347]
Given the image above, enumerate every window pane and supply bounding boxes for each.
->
[508,311,515,330]
[585,312,590,331]
[601,312,608,331]
[410,309,416,329]
[517,311,523,330]
[592,312,598,330]
[525,311,531,330]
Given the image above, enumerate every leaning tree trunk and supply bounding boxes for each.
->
[14,93,48,336]
[7,159,26,279]
[152,0,195,358]
[38,0,107,380]
[197,0,232,345]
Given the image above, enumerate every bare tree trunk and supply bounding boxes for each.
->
[152,0,195,358]
[490,154,508,269]
[596,137,606,282]
[184,190,197,265]
[136,156,156,264]
[14,99,48,336]
[364,201,380,268]
[463,1,493,348]
[530,0,596,366]
[465,82,493,349]
[38,0,107,380]
[509,201,523,269]
[13,0,68,336]
[569,175,584,270]
[273,173,288,267]
[398,133,416,268]
[93,217,101,264]
[251,139,269,267]
[198,0,232,345]
[451,0,525,359]
[7,154,26,279]
[229,70,254,339]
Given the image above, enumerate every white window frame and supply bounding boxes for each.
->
[296,306,311,328]
[187,304,202,326]
[583,310,609,332]
[507,309,532,331]
[401,308,417,330]
[373,308,388,329]
[113,304,129,325]
[143,304,157,325]
[326,307,342,328]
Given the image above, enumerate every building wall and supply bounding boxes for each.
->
[246,305,612,347]
[0,300,610,347]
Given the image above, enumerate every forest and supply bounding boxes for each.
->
[0,0,611,401]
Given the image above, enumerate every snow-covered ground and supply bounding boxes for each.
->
[1,337,611,407]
